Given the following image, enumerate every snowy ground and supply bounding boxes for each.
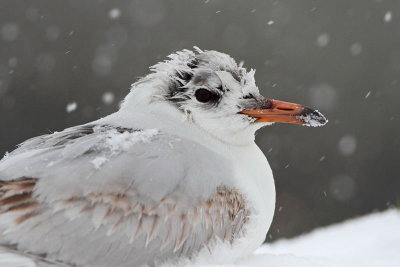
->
[238,209,400,267]
[1,209,398,267]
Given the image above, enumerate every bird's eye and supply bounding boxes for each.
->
[195,89,214,103]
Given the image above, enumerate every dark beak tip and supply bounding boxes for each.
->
[300,109,328,127]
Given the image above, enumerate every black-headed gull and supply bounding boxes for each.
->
[0,47,327,267]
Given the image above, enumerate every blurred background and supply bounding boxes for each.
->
[0,0,399,242]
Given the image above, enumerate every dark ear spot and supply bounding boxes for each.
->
[167,57,199,103]
[177,71,193,86]
[188,58,199,69]
[175,58,199,86]
[167,80,190,103]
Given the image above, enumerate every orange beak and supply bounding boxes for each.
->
[240,99,327,127]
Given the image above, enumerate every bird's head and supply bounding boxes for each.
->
[122,47,327,145]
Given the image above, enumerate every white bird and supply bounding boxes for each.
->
[0,47,327,267]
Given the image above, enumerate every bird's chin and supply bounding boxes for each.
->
[252,121,274,132]
[208,124,260,146]
[258,122,275,127]
[225,123,267,145]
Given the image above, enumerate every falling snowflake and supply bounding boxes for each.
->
[109,8,121,19]
[66,102,78,113]
[102,92,115,105]
[316,33,330,47]
[337,135,357,156]
[8,57,17,68]
[384,11,392,23]
[350,43,362,56]
[1,23,19,41]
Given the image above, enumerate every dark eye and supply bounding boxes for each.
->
[195,89,214,103]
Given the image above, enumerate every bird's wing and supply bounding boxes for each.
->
[0,124,250,267]
[0,244,65,267]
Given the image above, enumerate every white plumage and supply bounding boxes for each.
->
[0,47,326,266]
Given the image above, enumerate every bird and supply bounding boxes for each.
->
[0,47,327,267]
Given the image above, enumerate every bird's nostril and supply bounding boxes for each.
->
[276,107,294,111]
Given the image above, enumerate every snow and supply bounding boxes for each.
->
[337,135,357,156]
[92,54,113,76]
[104,128,159,152]
[109,8,121,19]
[91,156,108,169]
[299,110,327,127]
[0,209,399,266]
[316,33,330,47]
[2,151,9,160]
[350,43,362,56]
[248,209,400,267]
[267,20,274,25]
[309,83,337,111]
[384,12,392,23]
[8,57,17,68]
[66,101,78,113]
[1,23,19,42]
[102,91,115,105]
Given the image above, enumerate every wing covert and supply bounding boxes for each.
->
[0,124,248,267]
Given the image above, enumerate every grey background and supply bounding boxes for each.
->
[0,0,399,242]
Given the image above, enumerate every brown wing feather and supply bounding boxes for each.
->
[0,177,39,225]
[0,177,250,265]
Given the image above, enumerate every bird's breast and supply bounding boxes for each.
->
[228,143,276,255]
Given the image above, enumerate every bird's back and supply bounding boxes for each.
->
[0,121,251,266]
